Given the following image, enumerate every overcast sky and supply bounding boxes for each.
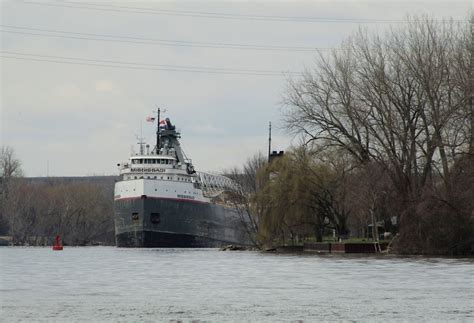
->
[1,0,470,177]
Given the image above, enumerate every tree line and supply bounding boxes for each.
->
[0,147,115,246]
[229,17,473,255]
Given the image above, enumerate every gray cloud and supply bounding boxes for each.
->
[1,0,470,176]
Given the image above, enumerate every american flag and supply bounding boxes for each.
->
[146,116,155,122]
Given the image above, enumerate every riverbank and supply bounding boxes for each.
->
[223,242,390,254]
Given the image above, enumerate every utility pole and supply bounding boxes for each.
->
[268,121,272,163]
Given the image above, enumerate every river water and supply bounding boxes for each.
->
[1,247,472,322]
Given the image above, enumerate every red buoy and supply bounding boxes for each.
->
[53,234,63,251]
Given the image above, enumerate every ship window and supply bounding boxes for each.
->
[134,176,137,179]
[132,212,139,221]
[138,159,143,164]
[154,176,157,179]
[150,213,160,224]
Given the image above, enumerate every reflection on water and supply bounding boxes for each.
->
[1,247,473,321]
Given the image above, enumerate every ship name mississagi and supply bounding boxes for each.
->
[130,168,166,173]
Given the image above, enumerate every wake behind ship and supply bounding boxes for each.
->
[114,110,251,247]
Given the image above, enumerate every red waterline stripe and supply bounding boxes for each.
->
[114,196,209,204]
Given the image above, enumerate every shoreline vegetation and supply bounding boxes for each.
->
[1,16,472,255]
[224,16,473,256]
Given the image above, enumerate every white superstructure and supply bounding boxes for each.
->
[115,154,209,203]
[114,112,237,203]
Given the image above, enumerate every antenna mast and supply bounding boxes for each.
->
[138,121,145,155]
[156,107,161,153]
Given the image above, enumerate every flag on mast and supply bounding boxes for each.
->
[146,116,155,122]
[159,119,167,129]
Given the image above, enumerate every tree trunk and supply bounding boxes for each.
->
[314,225,323,242]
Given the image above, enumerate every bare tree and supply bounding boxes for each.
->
[226,152,267,247]
[0,146,23,235]
[0,146,23,179]
[284,17,472,254]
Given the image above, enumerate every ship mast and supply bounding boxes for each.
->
[137,121,145,155]
[156,107,161,153]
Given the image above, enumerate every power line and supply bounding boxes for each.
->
[21,1,458,24]
[0,25,331,52]
[0,50,297,73]
[63,1,404,23]
[0,51,302,76]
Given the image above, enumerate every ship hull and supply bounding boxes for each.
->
[114,196,251,248]
[116,230,236,248]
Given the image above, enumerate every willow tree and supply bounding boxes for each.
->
[255,147,350,244]
[284,17,473,254]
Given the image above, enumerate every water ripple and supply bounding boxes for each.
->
[0,247,472,321]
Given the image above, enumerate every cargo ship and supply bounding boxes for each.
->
[114,110,251,247]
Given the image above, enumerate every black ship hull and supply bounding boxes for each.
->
[114,196,251,248]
